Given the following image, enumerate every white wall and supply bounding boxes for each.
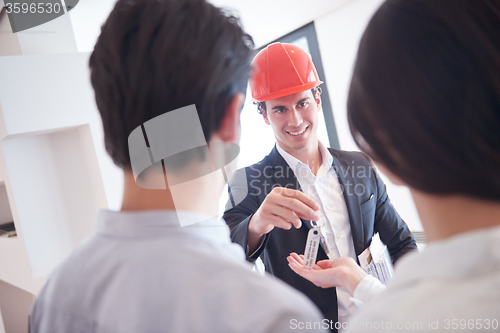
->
[68,0,117,52]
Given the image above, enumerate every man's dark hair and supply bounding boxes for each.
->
[348,0,500,201]
[257,87,321,115]
[89,0,254,169]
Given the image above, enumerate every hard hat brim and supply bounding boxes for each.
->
[252,81,323,103]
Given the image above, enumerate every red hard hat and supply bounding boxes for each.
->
[250,42,323,102]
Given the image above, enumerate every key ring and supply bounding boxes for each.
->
[310,213,325,228]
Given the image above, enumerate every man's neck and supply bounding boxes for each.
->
[278,141,323,176]
[121,168,222,219]
[121,170,176,211]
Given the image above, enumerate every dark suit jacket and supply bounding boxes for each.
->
[223,146,417,325]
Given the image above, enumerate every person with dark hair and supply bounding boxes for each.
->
[223,42,417,328]
[287,0,500,330]
[29,0,327,332]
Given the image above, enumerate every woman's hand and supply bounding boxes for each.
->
[287,253,367,295]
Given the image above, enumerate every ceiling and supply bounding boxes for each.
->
[0,0,353,52]
[208,0,352,47]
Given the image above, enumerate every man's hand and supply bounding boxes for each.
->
[247,187,320,253]
[286,253,367,295]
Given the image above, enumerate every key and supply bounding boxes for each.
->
[319,226,331,256]
[303,226,321,269]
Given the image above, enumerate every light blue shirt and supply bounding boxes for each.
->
[30,210,326,332]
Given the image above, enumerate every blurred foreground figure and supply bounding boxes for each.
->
[289,0,500,332]
[29,0,326,332]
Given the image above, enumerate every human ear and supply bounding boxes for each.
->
[315,91,322,109]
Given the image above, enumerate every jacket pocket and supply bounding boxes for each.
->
[361,193,375,216]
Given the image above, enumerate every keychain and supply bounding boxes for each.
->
[303,215,332,268]
[303,225,321,269]
[310,215,331,257]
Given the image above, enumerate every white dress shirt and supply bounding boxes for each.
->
[277,142,358,324]
[346,225,500,332]
[352,275,386,306]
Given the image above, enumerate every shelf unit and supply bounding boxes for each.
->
[0,279,35,333]
[0,181,13,228]
[0,48,123,332]
[2,125,106,277]
[0,8,126,332]
[0,144,41,333]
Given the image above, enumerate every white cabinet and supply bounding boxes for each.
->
[0,50,124,284]
[0,50,123,333]
[0,5,123,332]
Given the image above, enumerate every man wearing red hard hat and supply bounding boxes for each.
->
[223,43,417,328]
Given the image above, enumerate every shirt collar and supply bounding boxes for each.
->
[276,141,333,178]
[96,209,246,262]
[97,209,230,239]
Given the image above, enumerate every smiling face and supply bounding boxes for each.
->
[262,89,321,158]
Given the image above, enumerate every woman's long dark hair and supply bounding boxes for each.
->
[348,0,500,201]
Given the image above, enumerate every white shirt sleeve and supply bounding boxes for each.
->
[350,275,386,306]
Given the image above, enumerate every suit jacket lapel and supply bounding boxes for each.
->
[267,145,302,191]
[329,149,365,257]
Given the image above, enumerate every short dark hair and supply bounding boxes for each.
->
[89,0,254,169]
[348,0,500,201]
[257,87,321,114]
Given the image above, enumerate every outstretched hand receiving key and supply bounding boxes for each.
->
[287,252,367,295]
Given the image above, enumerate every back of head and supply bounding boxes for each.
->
[89,0,254,169]
[348,0,500,201]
